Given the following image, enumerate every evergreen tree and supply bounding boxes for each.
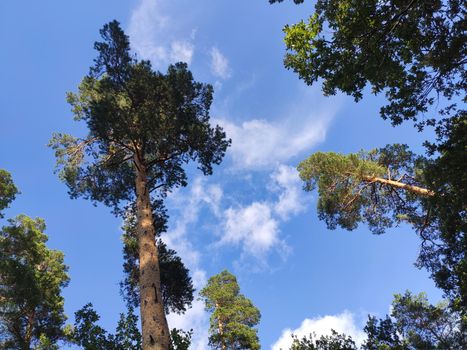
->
[0,170,18,218]
[73,303,141,350]
[363,292,465,350]
[0,215,70,349]
[298,145,431,235]
[200,270,261,350]
[297,145,466,315]
[50,20,230,350]
[169,329,192,350]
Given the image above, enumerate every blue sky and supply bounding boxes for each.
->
[0,1,441,349]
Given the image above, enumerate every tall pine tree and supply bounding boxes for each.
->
[50,21,230,350]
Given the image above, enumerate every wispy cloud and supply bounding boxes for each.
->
[216,117,328,170]
[170,41,194,63]
[128,0,195,67]
[213,86,340,171]
[270,165,306,220]
[272,311,367,350]
[163,177,222,266]
[210,47,232,79]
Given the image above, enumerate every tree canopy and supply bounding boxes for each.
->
[200,270,261,350]
[298,144,430,234]
[0,170,18,219]
[298,144,466,318]
[0,215,70,349]
[276,0,465,131]
[364,291,465,349]
[0,170,70,350]
[290,331,357,350]
[72,303,141,350]
[49,20,230,349]
[49,20,230,215]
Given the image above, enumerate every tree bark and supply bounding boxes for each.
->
[215,303,226,350]
[23,309,35,350]
[134,156,170,350]
[363,176,435,196]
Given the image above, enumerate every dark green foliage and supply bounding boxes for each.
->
[113,306,142,350]
[0,170,18,218]
[73,304,113,349]
[392,292,465,349]
[49,20,230,215]
[418,116,467,310]
[363,292,466,350]
[363,316,407,350]
[280,0,465,131]
[276,3,466,307]
[73,304,191,350]
[73,303,141,350]
[0,215,70,349]
[169,329,193,350]
[120,209,194,314]
[274,0,466,330]
[290,330,357,350]
[200,270,261,350]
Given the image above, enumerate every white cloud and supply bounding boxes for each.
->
[272,311,366,350]
[222,202,281,256]
[215,115,329,170]
[213,85,340,171]
[270,165,306,220]
[128,0,169,65]
[129,0,195,67]
[218,164,306,261]
[210,47,231,79]
[170,40,194,64]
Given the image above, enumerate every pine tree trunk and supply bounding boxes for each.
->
[134,156,170,350]
[215,303,226,350]
[363,176,435,196]
[23,309,35,350]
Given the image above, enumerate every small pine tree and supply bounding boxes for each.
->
[0,215,69,349]
[200,270,261,350]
